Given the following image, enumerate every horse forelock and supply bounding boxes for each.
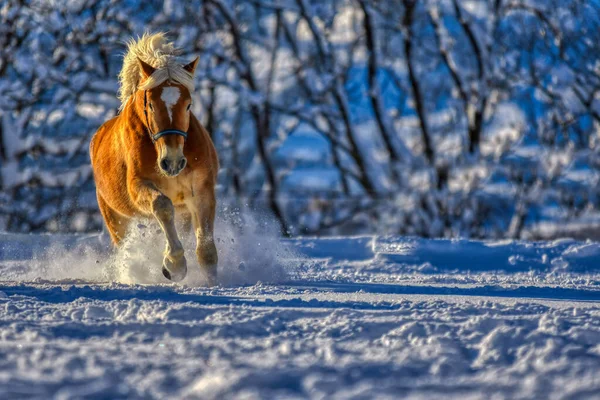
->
[138,63,194,95]
[118,32,195,110]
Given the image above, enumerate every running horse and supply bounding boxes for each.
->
[90,33,219,284]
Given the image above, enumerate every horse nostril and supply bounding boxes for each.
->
[178,158,187,171]
[160,159,169,172]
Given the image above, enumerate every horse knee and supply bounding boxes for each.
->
[152,195,174,220]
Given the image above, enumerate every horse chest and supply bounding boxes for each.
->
[158,176,193,206]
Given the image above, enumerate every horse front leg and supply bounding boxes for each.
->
[129,179,187,281]
[153,195,188,282]
[188,186,218,286]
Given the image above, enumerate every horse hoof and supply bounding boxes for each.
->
[163,254,187,282]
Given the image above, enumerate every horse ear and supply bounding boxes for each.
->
[183,57,199,75]
[138,58,156,80]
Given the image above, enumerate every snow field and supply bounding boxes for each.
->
[1,219,600,398]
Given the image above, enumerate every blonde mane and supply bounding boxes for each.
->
[118,32,195,110]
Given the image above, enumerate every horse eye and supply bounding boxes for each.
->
[149,102,154,111]
[186,103,191,111]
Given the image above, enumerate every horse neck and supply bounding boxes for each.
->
[121,92,147,135]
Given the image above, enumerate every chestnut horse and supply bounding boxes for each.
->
[90,33,219,284]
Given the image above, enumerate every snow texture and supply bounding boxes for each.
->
[1,218,600,398]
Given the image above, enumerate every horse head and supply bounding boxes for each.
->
[138,57,199,177]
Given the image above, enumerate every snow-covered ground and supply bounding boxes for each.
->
[1,220,600,399]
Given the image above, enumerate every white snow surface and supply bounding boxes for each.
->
[1,219,600,399]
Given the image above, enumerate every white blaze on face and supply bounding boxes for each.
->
[161,86,181,123]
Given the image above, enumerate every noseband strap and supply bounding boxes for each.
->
[152,129,188,142]
[143,90,188,143]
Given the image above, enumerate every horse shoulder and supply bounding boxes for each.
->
[90,116,120,163]
[90,115,133,189]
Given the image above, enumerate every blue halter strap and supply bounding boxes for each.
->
[143,90,188,143]
[152,129,188,142]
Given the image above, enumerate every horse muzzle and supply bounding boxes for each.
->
[159,156,187,176]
